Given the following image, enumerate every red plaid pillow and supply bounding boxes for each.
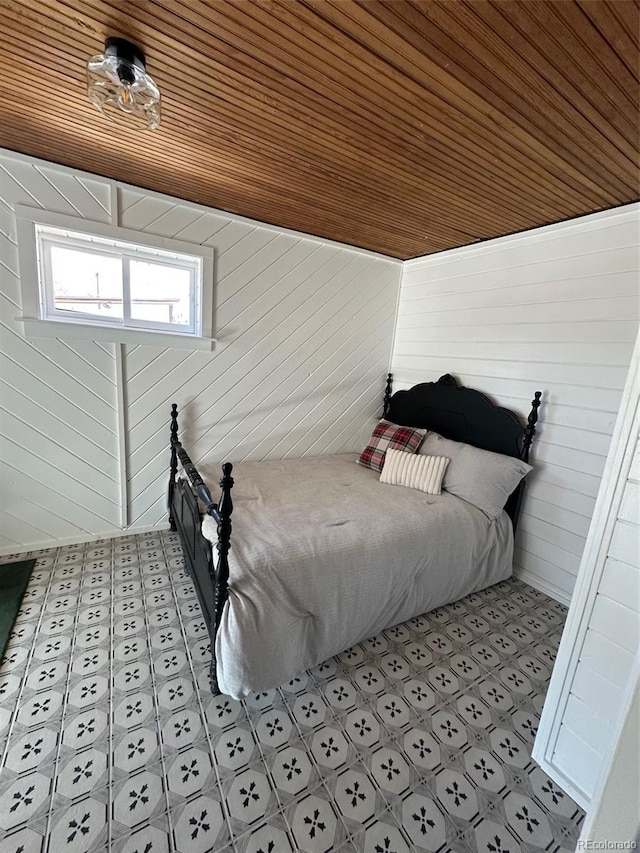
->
[357,419,426,472]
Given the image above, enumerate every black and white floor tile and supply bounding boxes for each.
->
[0,532,583,853]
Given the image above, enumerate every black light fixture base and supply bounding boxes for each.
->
[104,37,146,78]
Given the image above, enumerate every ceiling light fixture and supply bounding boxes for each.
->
[87,37,161,130]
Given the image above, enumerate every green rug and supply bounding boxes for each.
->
[0,559,36,661]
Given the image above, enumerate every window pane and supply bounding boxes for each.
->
[50,246,123,319]
[129,259,192,327]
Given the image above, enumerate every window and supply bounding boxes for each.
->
[16,207,214,349]
[38,226,201,333]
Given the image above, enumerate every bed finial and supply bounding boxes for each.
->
[383,373,393,418]
[522,391,542,462]
[170,403,178,443]
[437,374,458,387]
[168,404,179,531]
[218,463,234,520]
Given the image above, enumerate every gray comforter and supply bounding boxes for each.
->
[199,453,513,699]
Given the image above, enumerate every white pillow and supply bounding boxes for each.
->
[419,431,532,517]
[380,448,450,495]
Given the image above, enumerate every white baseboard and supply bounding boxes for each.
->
[0,523,168,559]
[513,567,572,607]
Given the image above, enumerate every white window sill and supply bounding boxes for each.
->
[19,317,216,351]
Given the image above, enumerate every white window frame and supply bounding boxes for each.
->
[15,206,215,350]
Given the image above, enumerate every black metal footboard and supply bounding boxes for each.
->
[167,404,233,695]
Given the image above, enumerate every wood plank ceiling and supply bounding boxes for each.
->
[0,0,638,259]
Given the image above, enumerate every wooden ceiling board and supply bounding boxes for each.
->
[509,3,637,158]
[0,0,632,210]
[420,2,637,169]
[315,0,634,196]
[89,2,536,228]
[0,10,540,253]
[0,102,437,257]
[608,0,640,51]
[7,0,628,216]
[0,0,637,259]
[110,0,572,218]
[260,0,595,213]
[294,0,612,206]
[8,0,538,231]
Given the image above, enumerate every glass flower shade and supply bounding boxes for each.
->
[87,38,161,130]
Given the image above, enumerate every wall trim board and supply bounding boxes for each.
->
[109,180,118,227]
[387,255,404,376]
[110,191,129,531]
[115,343,128,529]
[513,567,572,607]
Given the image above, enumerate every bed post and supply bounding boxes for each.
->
[168,403,179,531]
[508,390,542,530]
[522,391,542,463]
[209,462,234,695]
[383,373,393,418]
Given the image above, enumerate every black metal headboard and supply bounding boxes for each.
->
[384,373,542,528]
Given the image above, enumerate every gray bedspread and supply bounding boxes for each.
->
[198,453,513,699]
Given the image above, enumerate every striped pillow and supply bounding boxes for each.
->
[358,419,426,472]
[380,448,450,495]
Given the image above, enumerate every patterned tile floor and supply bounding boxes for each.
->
[0,531,583,853]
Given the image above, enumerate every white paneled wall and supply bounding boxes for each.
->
[0,150,401,553]
[393,204,640,603]
[0,155,121,550]
[118,185,401,529]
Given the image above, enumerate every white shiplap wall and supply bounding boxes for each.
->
[0,149,401,552]
[392,205,640,604]
[0,155,121,551]
[118,186,402,529]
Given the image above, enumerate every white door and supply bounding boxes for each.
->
[532,331,639,810]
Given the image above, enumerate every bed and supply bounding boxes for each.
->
[167,374,542,699]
